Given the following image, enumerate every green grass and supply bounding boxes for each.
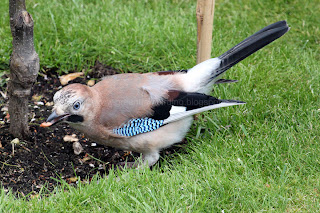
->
[1,0,320,212]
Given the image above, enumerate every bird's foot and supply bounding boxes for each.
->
[115,161,139,170]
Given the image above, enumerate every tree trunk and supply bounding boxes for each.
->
[8,0,39,138]
[196,0,215,64]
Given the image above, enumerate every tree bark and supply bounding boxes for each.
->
[196,0,215,64]
[8,0,39,138]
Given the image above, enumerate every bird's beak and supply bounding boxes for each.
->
[40,111,70,127]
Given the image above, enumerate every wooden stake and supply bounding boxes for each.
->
[196,0,215,64]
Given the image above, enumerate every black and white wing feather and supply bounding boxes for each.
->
[112,90,245,137]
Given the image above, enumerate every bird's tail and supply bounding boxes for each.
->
[184,20,289,93]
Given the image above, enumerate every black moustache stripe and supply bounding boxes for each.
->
[67,115,84,123]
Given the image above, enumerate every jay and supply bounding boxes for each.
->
[42,21,289,167]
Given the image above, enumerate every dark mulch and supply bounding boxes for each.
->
[0,61,187,197]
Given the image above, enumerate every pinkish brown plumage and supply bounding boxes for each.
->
[43,21,289,167]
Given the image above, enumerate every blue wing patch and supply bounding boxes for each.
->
[113,117,164,137]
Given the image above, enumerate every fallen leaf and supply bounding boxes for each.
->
[63,134,79,142]
[67,177,78,183]
[4,113,10,122]
[45,102,54,106]
[81,156,91,162]
[32,94,42,102]
[0,141,3,149]
[30,194,39,199]
[60,72,84,85]
[123,151,132,157]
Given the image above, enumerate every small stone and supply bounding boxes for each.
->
[73,141,84,155]
[89,163,95,168]
[91,143,97,147]
[1,106,8,112]
[35,101,44,106]
[87,79,95,86]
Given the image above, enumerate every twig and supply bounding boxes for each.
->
[87,154,109,165]
[0,161,20,168]
[41,150,56,167]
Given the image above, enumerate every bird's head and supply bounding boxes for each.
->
[43,83,94,127]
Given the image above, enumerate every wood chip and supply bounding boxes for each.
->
[63,134,79,142]
[59,72,84,85]
[45,102,54,106]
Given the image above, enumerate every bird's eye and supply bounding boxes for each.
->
[73,101,81,110]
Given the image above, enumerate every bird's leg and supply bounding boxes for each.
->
[115,151,160,169]
[116,161,139,170]
[142,151,160,167]
[115,153,145,170]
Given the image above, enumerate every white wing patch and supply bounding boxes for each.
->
[169,106,187,114]
[164,101,245,124]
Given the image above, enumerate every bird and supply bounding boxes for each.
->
[41,21,289,167]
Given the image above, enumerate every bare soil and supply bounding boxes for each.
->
[0,61,187,197]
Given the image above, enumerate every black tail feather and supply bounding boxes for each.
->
[214,79,238,84]
[211,21,289,80]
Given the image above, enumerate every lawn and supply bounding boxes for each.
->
[1,0,320,212]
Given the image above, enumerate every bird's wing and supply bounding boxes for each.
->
[110,89,245,137]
